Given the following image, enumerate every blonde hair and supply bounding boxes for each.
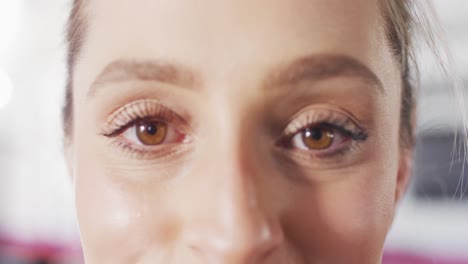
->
[384,0,467,199]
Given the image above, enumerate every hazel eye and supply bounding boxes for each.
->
[302,126,334,149]
[136,121,167,145]
[121,119,185,146]
[291,125,347,151]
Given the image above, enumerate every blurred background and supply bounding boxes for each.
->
[0,0,467,263]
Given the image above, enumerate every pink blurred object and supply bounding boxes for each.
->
[0,234,83,264]
[4,234,468,264]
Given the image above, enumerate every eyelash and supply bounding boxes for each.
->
[278,110,368,158]
[101,101,368,161]
[102,100,178,137]
[100,100,189,158]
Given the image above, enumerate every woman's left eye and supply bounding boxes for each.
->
[121,120,185,146]
[290,124,350,151]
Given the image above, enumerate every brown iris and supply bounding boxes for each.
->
[302,126,334,150]
[136,120,167,145]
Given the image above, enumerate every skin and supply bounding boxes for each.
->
[66,0,412,263]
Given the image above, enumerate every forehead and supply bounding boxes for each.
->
[74,0,396,99]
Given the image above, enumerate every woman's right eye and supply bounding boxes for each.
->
[121,119,186,146]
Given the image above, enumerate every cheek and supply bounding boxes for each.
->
[326,165,397,240]
[284,129,401,262]
[286,164,398,262]
[73,142,183,263]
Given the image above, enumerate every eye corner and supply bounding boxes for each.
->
[100,121,134,139]
[275,133,294,149]
[352,131,369,142]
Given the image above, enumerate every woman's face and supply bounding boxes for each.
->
[68,0,411,263]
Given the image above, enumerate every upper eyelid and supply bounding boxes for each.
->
[102,102,163,136]
[105,99,166,126]
[101,99,190,137]
[282,107,364,136]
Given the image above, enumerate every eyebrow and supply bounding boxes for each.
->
[265,54,384,93]
[88,54,384,98]
[88,59,198,97]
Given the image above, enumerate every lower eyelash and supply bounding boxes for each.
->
[281,138,364,167]
[113,139,141,157]
[312,139,362,158]
[106,136,185,160]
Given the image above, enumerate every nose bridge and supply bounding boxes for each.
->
[187,150,282,262]
[183,94,283,262]
[210,91,272,245]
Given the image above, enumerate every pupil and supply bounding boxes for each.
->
[146,124,157,135]
[139,122,158,135]
[307,128,323,141]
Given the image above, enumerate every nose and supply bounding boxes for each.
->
[181,144,284,263]
[186,212,283,263]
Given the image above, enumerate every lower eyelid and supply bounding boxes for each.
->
[109,136,189,160]
[105,123,191,161]
[281,133,360,159]
[122,123,183,145]
[282,142,360,166]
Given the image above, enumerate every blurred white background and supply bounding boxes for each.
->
[0,0,77,244]
[0,0,467,263]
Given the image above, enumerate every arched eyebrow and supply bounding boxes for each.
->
[88,54,384,98]
[264,54,385,94]
[88,59,199,98]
